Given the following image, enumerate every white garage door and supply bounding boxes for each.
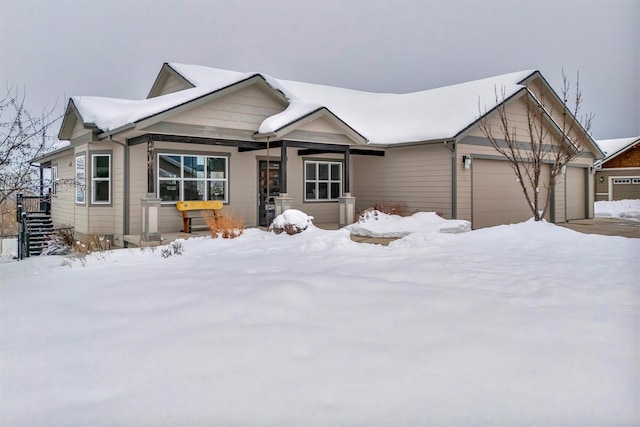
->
[566,167,586,220]
[472,159,549,229]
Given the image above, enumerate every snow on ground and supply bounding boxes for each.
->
[1,219,638,426]
[595,199,640,221]
[346,210,471,237]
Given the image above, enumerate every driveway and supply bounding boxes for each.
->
[557,218,640,238]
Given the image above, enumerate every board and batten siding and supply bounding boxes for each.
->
[165,85,284,133]
[352,144,453,218]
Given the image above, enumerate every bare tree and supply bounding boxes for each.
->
[0,85,61,232]
[478,70,594,221]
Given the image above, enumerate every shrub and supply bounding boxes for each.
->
[372,201,413,216]
[202,210,244,239]
[161,240,184,258]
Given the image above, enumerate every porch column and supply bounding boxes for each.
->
[275,193,294,217]
[338,193,356,227]
[141,194,161,242]
[280,141,288,194]
[147,139,155,194]
[344,146,350,193]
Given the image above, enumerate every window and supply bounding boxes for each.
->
[92,154,111,204]
[613,178,632,185]
[304,160,342,201]
[633,178,640,184]
[51,165,58,196]
[75,155,85,204]
[158,154,228,202]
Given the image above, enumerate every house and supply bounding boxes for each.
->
[33,63,603,247]
[595,136,640,201]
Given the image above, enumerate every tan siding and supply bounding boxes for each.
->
[50,151,76,228]
[352,144,452,218]
[296,116,345,134]
[112,144,125,246]
[165,85,284,133]
[154,73,190,97]
[127,144,149,235]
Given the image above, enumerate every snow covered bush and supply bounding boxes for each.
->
[269,209,314,235]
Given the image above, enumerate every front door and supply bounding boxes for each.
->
[258,160,281,227]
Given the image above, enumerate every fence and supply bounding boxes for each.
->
[0,235,19,263]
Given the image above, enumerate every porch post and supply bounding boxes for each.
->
[339,147,355,227]
[344,146,350,193]
[280,141,288,194]
[141,194,162,243]
[147,139,155,194]
[275,142,293,217]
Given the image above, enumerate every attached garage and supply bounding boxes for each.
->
[566,167,587,220]
[612,177,640,200]
[472,159,549,229]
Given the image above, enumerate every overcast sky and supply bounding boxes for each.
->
[1,0,638,140]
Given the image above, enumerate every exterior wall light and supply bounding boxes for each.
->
[462,155,472,170]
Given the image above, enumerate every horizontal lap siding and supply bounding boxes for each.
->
[153,73,190,97]
[51,151,76,229]
[166,85,284,133]
[352,144,452,218]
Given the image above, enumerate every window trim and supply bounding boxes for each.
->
[75,154,86,205]
[157,153,229,204]
[51,164,58,196]
[91,153,111,205]
[304,160,343,202]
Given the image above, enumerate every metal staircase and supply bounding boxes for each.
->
[16,193,55,259]
[23,213,54,256]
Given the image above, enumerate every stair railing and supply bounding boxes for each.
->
[16,193,52,259]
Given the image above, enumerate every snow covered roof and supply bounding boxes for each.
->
[596,136,640,161]
[68,63,537,145]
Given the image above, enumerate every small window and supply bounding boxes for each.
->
[51,165,58,196]
[632,178,640,184]
[304,160,342,201]
[92,154,111,204]
[75,155,86,204]
[613,178,632,185]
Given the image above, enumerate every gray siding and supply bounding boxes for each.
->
[352,144,452,218]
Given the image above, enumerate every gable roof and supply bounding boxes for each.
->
[62,63,539,145]
[596,136,640,165]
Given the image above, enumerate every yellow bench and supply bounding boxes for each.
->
[176,200,223,233]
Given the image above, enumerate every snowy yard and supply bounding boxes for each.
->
[1,208,638,426]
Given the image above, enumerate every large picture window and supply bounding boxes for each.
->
[75,155,85,204]
[92,154,111,204]
[158,154,228,202]
[304,160,342,201]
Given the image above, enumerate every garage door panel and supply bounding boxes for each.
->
[473,159,549,229]
[566,167,586,220]
[612,177,640,200]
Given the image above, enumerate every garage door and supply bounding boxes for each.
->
[472,159,549,229]
[566,167,586,220]
[612,177,640,200]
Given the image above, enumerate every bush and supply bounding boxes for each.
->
[269,209,314,235]
[161,240,184,258]
[202,210,244,239]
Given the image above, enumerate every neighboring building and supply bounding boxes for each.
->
[34,63,603,247]
[595,136,640,201]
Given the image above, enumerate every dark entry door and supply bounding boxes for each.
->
[258,160,281,227]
